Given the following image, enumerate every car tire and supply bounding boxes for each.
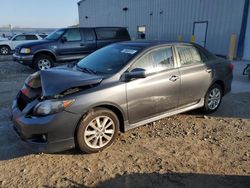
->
[203,84,223,113]
[34,54,54,71]
[76,108,119,154]
[0,45,11,55]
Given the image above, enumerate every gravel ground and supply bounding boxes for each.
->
[0,59,249,188]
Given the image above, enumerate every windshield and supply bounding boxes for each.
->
[45,29,65,40]
[10,35,17,41]
[77,44,142,76]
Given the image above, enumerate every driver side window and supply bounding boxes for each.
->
[131,46,174,73]
[13,35,26,41]
[62,29,81,42]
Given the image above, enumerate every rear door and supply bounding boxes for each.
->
[80,28,97,54]
[57,28,86,56]
[126,46,180,124]
[175,45,212,106]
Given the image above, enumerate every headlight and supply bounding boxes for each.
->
[33,99,75,116]
[20,48,31,54]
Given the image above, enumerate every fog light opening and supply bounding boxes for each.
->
[28,134,48,143]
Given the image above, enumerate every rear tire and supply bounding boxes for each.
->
[0,45,11,55]
[33,54,54,71]
[76,108,119,154]
[203,84,223,113]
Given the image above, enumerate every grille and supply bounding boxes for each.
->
[14,47,21,54]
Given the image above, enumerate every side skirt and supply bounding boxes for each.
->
[124,98,204,132]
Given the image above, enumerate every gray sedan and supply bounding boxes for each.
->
[11,41,233,153]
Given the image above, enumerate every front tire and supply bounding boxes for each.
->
[76,108,119,154]
[203,84,223,113]
[0,45,11,55]
[33,54,54,71]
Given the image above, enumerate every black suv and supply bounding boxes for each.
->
[13,27,131,70]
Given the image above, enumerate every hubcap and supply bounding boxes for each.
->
[38,59,51,70]
[84,116,115,149]
[1,47,9,55]
[208,88,221,110]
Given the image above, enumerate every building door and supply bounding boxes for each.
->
[243,4,250,60]
[193,22,208,47]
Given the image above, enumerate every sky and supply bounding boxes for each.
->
[0,0,80,28]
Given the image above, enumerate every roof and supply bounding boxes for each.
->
[62,27,128,30]
[118,40,193,48]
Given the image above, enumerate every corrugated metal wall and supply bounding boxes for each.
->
[79,0,245,56]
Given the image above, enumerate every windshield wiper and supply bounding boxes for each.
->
[76,65,97,75]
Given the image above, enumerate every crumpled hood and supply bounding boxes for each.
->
[40,67,103,97]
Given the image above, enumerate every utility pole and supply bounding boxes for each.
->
[9,24,13,36]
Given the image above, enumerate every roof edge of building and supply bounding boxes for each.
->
[77,0,86,6]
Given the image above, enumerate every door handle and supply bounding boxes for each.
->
[206,69,212,73]
[169,75,179,82]
[80,43,86,47]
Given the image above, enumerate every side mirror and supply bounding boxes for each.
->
[61,36,67,43]
[125,68,147,81]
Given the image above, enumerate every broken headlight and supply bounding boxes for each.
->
[25,71,41,89]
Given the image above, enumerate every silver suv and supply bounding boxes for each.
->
[0,34,45,55]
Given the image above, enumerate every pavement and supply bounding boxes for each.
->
[231,61,250,93]
[0,55,12,62]
[210,61,250,119]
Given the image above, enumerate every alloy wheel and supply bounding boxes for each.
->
[207,88,221,110]
[0,47,9,55]
[38,59,51,70]
[84,116,115,149]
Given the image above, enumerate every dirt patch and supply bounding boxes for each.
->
[0,61,249,187]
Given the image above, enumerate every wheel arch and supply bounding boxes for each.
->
[73,103,126,151]
[0,44,11,48]
[0,45,11,53]
[74,103,126,138]
[212,80,225,96]
[96,104,125,132]
[33,50,56,64]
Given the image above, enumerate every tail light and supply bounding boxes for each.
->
[228,63,234,72]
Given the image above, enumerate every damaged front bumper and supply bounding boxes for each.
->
[11,93,82,153]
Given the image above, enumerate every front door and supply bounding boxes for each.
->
[126,46,180,124]
[193,22,208,47]
[57,28,86,56]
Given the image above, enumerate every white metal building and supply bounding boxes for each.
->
[78,0,250,60]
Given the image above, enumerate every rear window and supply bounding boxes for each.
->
[84,29,95,41]
[95,28,129,40]
[176,46,202,66]
[195,45,217,61]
